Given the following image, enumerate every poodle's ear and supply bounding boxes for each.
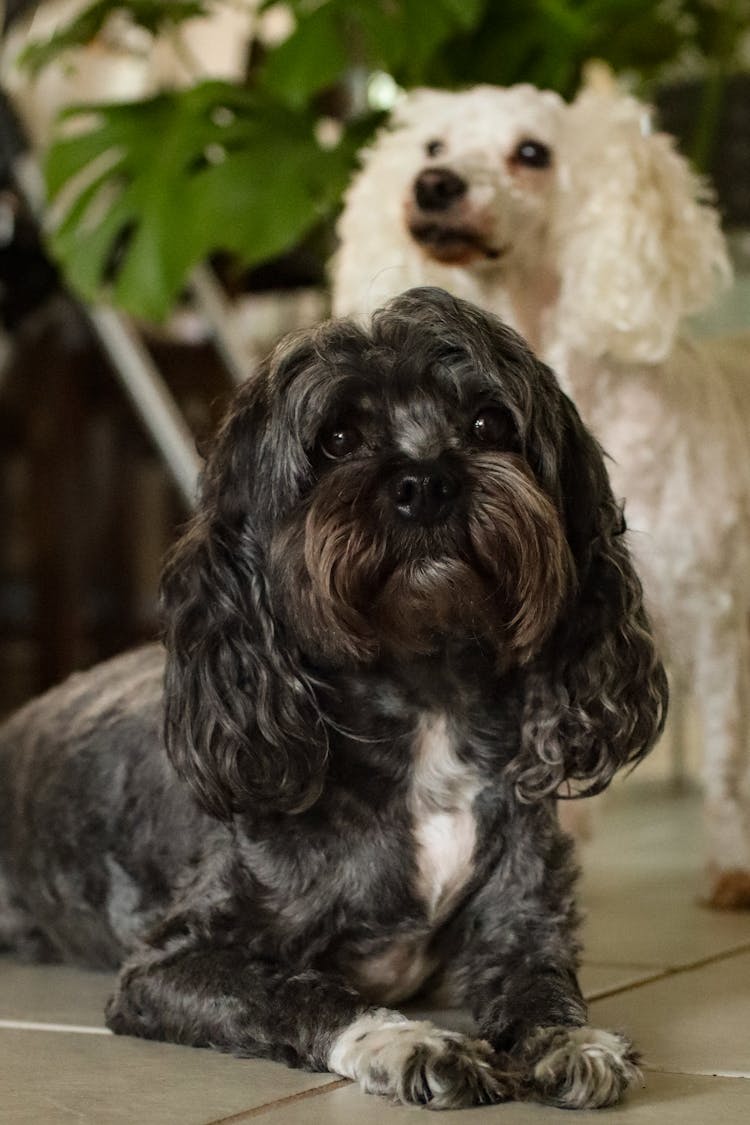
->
[160,373,328,821]
[514,392,668,800]
[553,91,731,363]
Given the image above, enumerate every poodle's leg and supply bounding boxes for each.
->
[694,619,750,908]
[666,665,691,790]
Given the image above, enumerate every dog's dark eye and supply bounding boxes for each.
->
[320,424,363,460]
[470,407,514,446]
[512,139,552,169]
[425,138,444,158]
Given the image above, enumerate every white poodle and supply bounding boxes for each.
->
[332,85,750,909]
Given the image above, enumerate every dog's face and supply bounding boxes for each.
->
[387,86,563,273]
[162,288,667,818]
[341,85,729,363]
[264,292,574,667]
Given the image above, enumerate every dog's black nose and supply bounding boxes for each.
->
[414,168,467,211]
[390,462,462,524]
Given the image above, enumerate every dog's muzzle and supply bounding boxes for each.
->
[389,459,462,525]
[413,168,468,211]
[407,171,501,264]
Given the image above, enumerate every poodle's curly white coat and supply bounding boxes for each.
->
[332,85,750,907]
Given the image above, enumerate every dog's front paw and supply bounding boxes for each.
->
[519,1025,641,1109]
[329,1009,509,1109]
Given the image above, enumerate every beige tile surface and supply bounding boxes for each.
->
[0,958,114,1027]
[590,951,750,1078]
[1,787,748,1124]
[581,868,750,968]
[578,783,750,967]
[251,1070,750,1125]
[0,1028,337,1125]
[580,962,665,999]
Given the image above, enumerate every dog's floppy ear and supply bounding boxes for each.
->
[553,90,730,363]
[514,391,668,800]
[160,365,328,821]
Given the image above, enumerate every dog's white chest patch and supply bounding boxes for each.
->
[347,715,481,1004]
[410,715,481,923]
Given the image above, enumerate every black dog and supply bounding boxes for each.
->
[0,288,666,1110]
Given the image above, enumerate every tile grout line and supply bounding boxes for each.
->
[587,940,750,1002]
[583,960,664,970]
[0,1017,111,1030]
[204,1079,351,1124]
[643,1065,750,1081]
[585,968,668,1001]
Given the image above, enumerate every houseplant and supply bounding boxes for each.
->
[10,0,750,321]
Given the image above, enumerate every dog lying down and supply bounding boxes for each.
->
[0,289,667,1111]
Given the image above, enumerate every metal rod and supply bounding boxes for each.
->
[87,306,201,508]
[190,262,251,386]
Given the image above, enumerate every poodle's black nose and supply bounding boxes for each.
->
[414,168,467,211]
[389,462,462,524]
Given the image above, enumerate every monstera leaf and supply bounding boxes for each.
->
[259,0,485,106]
[44,82,363,320]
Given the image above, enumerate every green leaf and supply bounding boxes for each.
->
[259,0,491,106]
[258,3,350,110]
[396,0,487,84]
[437,0,487,30]
[43,82,365,320]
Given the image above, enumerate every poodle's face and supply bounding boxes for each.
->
[343,85,729,363]
[390,86,564,274]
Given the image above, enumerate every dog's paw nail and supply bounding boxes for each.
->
[525,1025,641,1109]
[331,1013,509,1108]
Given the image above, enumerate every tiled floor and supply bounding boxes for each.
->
[1,782,749,1124]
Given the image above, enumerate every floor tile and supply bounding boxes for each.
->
[0,1028,336,1125]
[578,783,750,967]
[589,950,750,1078]
[2,784,748,1122]
[580,869,750,968]
[579,962,664,999]
[0,958,114,1027]
[251,1069,750,1125]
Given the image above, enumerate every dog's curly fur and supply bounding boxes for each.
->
[333,86,750,907]
[0,290,665,1110]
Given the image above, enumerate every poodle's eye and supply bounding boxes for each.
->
[470,407,514,446]
[512,139,552,169]
[319,424,363,460]
[425,138,445,158]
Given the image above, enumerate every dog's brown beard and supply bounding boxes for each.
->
[463,454,573,661]
[270,454,572,667]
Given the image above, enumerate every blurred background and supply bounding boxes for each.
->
[0,0,749,718]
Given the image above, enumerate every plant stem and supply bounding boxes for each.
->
[689,0,740,172]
